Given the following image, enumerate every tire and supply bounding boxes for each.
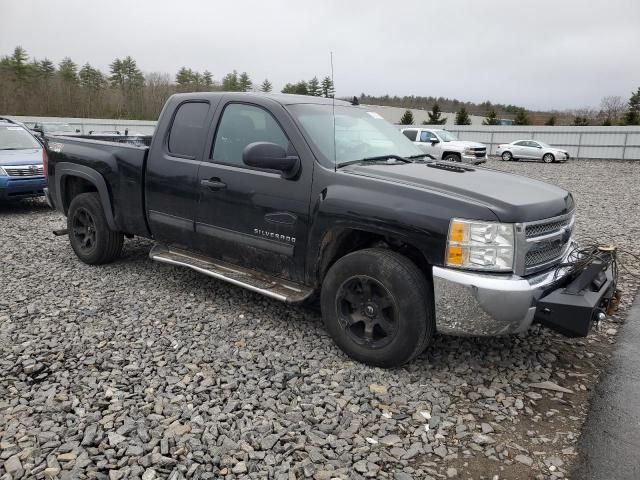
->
[443,153,461,162]
[67,192,123,265]
[501,151,513,161]
[543,153,555,163]
[320,248,434,368]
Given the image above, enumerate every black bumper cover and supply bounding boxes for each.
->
[534,261,615,337]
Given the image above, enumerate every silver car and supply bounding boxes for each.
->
[496,140,570,163]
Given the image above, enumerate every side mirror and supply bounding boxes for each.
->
[243,142,300,179]
[431,139,440,145]
[75,129,81,133]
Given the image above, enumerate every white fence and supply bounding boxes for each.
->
[6,115,640,160]
[447,126,640,160]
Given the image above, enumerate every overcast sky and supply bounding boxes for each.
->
[1,0,638,110]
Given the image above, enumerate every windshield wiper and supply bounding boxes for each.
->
[407,153,436,161]
[337,154,412,169]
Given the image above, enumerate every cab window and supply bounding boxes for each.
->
[402,129,418,141]
[212,103,290,167]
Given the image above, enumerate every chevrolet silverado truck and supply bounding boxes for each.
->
[44,93,616,367]
[401,127,487,164]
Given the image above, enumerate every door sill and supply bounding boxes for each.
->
[149,244,313,303]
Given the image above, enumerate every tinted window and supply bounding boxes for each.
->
[168,102,210,157]
[514,141,527,146]
[402,129,418,141]
[528,141,540,148]
[212,103,289,166]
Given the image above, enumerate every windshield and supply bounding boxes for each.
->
[435,130,458,142]
[0,126,41,150]
[288,104,423,166]
[43,123,75,134]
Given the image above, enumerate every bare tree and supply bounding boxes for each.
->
[600,96,626,125]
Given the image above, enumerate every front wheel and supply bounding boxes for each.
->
[443,153,461,162]
[543,153,555,163]
[321,248,434,368]
[67,192,123,265]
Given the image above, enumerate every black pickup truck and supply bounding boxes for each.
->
[44,92,616,367]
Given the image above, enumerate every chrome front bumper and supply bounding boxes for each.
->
[433,264,571,336]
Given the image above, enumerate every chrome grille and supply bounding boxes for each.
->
[516,211,575,275]
[525,241,566,266]
[4,165,44,177]
[525,216,572,238]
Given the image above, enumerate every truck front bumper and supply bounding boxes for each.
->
[461,154,487,165]
[432,259,614,337]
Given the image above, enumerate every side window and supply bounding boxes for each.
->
[402,129,418,141]
[420,130,436,142]
[212,103,289,166]
[514,141,527,146]
[528,141,540,148]
[168,102,210,158]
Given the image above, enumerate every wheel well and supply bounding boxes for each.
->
[317,228,431,285]
[442,151,461,159]
[62,176,98,214]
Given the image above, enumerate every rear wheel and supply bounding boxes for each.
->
[321,248,434,368]
[443,153,461,162]
[543,153,555,163]
[501,151,513,161]
[67,193,123,265]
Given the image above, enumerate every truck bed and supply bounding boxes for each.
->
[46,135,152,237]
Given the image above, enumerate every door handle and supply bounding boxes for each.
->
[201,178,227,190]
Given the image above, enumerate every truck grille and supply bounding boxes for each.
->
[470,148,486,158]
[518,212,575,275]
[4,165,44,177]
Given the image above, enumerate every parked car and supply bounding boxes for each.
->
[401,127,487,164]
[44,93,615,367]
[496,140,570,163]
[0,117,47,201]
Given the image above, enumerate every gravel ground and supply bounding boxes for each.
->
[1,159,639,480]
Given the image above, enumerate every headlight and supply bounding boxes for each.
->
[446,218,514,272]
[464,148,474,155]
[0,166,7,176]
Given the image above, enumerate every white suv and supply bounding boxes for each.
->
[401,128,487,165]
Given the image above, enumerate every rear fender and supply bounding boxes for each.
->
[55,162,117,230]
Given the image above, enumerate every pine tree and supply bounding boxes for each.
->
[222,70,240,91]
[624,87,640,125]
[176,67,194,86]
[58,57,78,83]
[238,72,252,92]
[79,63,105,90]
[455,107,471,125]
[281,83,296,94]
[545,115,557,126]
[399,109,414,125]
[513,108,530,125]
[260,79,272,92]
[321,76,334,98]
[482,109,500,125]
[426,103,447,125]
[308,76,321,96]
[36,59,55,78]
[202,71,213,89]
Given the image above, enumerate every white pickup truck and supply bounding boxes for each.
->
[401,128,487,165]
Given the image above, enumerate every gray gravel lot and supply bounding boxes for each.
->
[1,159,639,480]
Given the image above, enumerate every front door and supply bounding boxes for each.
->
[419,130,441,157]
[194,100,312,282]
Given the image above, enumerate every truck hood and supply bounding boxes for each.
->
[0,148,43,166]
[443,140,485,149]
[343,162,574,223]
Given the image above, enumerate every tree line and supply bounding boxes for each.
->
[0,46,335,120]
[1,46,638,126]
[397,90,640,126]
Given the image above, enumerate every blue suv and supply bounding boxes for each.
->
[0,118,47,201]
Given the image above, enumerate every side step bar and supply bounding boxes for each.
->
[149,244,313,304]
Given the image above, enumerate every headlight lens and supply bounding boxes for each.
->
[446,218,514,271]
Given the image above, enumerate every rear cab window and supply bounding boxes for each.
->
[402,129,418,141]
[168,102,210,158]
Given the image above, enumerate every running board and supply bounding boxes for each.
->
[149,244,313,304]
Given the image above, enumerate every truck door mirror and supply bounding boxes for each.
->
[243,142,300,179]
[431,138,440,145]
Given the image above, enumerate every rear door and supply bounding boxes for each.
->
[193,97,312,282]
[145,100,213,248]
